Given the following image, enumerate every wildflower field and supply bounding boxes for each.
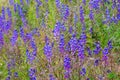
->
[0,0,120,80]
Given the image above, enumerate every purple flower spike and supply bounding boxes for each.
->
[1,6,5,20]
[64,56,71,71]
[117,13,120,20]
[10,30,18,46]
[89,0,101,9]
[80,67,86,76]
[78,45,85,59]
[107,40,112,50]
[20,0,24,5]
[36,5,39,18]
[36,0,42,6]
[93,42,101,54]
[105,8,111,22]
[6,76,10,80]
[74,13,78,27]
[29,68,36,80]
[62,4,69,20]
[14,72,18,77]
[64,71,70,79]
[49,74,56,80]
[89,10,94,20]
[0,31,4,49]
[53,22,66,37]
[9,0,14,5]
[64,55,71,79]
[17,4,24,17]
[80,6,84,24]
[102,47,109,55]
[94,59,99,66]
[82,0,86,5]
[55,0,61,9]
[26,0,30,5]
[87,47,92,56]
[59,34,65,53]
[69,34,78,55]
[6,7,12,18]
[44,37,52,62]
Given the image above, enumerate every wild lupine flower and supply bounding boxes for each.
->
[64,55,71,71]
[93,42,101,54]
[26,0,30,5]
[20,26,24,39]
[14,72,18,77]
[82,0,86,5]
[20,0,24,5]
[6,76,10,80]
[61,4,69,20]
[74,13,78,27]
[107,40,112,50]
[10,30,18,46]
[29,68,36,80]
[69,34,78,55]
[117,4,120,12]
[111,16,118,24]
[102,47,109,55]
[78,45,85,59]
[30,40,37,52]
[87,78,90,80]
[79,32,87,45]
[14,4,17,12]
[107,69,111,73]
[9,0,14,5]
[87,47,92,56]
[49,74,55,80]
[31,28,40,37]
[102,55,108,64]
[89,27,93,34]
[80,67,86,76]
[6,7,12,18]
[89,10,94,20]
[36,0,42,6]
[117,13,120,20]
[80,6,84,23]
[53,22,66,37]
[25,33,33,42]
[0,31,4,49]
[65,42,71,52]
[30,40,36,49]
[64,55,71,79]
[6,63,12,80]
[94,59,99,66]
[1,6,5,20]
[105,8,111,22]
[89,0,100,9]
[102,47,109,64]
[5,20,12,33]
[55,0,61,9]
[69,26,73,34]
[17,4,24,17]
[53,23,60,37]
[59,34,65,53]
[26,49,36,63]
[112,0,117,9]
[64,71,70,79]
[46,0,48,2]
[44,38,52,62]
[17,5,22,16]
[98,75,104,80]
[36,5,39,18]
